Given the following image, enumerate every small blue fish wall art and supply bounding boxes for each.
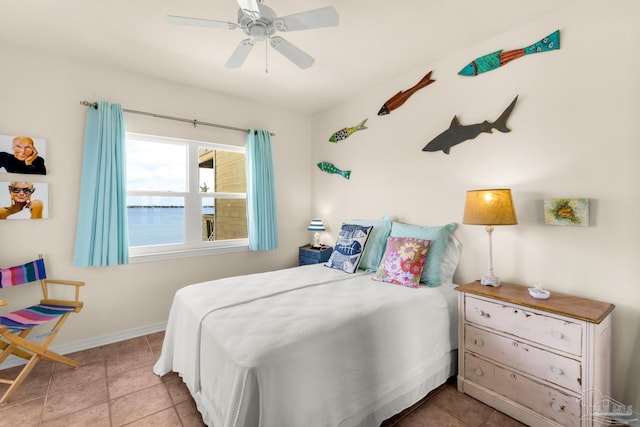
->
[317,162,351,179]
[422,95,518,154]
[329,119,368,142]
[459,30,560,76]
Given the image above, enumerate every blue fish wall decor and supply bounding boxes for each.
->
[422,95,518,154]
[459,30,560,76]
[317,162,351,179]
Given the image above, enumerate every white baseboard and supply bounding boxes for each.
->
[1,321,167,370]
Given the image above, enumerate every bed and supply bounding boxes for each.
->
[153,219,461,427]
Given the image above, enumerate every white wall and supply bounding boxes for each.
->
[311,0,640,409]
[0,42,311,346]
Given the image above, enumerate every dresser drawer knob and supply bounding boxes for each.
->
[474,307,490,317]
[474,338,484,346]
[510,373,518,380]
[551,367,564,375]
[474,368,483,376]
[551,330,564,339]
[551,402,565,412]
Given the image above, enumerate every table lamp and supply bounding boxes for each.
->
[307,218,325,248]
[463,189,517,287]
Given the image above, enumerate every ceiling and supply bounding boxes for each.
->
[0,0,574,114]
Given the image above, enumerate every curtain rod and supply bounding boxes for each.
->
[79,101,275,136]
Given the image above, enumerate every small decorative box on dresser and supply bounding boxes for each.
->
[298,244,333,266]
[455,281,615,427]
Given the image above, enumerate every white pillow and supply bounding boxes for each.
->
[440,234,461,285]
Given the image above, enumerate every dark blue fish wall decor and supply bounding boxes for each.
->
[329,119,368,142]
[422,95,518,154]
[317,162,351,179]
[377,71,435,116]
[459,30,560,76]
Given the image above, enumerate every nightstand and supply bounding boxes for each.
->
[455,281,614,427]
[299,244,332,266]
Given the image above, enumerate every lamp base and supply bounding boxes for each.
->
[480,274,501,287]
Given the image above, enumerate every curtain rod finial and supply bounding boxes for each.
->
[80,100,98,109]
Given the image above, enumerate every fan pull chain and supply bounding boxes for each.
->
[265,40,269,73]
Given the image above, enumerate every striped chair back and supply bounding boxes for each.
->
[0,258,47,288]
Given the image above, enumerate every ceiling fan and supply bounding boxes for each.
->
[168,0,339,69]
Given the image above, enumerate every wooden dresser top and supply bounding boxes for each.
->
[455,281,615,324]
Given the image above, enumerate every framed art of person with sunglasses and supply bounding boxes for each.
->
[0,182,46,219]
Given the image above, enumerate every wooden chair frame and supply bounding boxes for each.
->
[0,255,84,404]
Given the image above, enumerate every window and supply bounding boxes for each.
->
[126,133,248,261]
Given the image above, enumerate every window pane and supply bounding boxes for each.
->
[215,151,246,192]
[202,197,215,241]
[201,197,247,241]
[127,139,187,191]
[198,147,214,193]
[214,198,248,240]
[127,196,184,246]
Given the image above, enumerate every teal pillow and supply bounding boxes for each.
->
[349,216,391,272]
[390,222,456,286]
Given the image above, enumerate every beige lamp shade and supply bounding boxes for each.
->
[463,189,517,226]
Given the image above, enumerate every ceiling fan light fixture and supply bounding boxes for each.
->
[169,1,338,70]
[250,24,267,42]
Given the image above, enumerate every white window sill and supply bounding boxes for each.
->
[128,243,249,263]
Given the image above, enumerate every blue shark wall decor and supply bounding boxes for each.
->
[422,95,518,154]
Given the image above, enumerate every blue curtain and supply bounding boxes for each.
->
[73,101,129,266]
[245,129,278,251]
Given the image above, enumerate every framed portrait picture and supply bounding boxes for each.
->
[0,135,47,175]
[0,181,49,220]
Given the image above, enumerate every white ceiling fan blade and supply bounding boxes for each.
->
[167,15,237,30]
[274,7,339,32]
[270,36,314,69]
[237,0,261,20]
[225,39,254,68]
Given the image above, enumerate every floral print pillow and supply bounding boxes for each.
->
[373,237,431,288]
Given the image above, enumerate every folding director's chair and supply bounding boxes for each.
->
[0,255,84,403]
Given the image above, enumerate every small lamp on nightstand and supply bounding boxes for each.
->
[463,189,518,287]
[307,218,325,248]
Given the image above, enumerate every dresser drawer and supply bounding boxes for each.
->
[464,353,581,427]
[465,295,583,356]
[464,325,582,392]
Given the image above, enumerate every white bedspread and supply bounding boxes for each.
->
[154,264,458,427]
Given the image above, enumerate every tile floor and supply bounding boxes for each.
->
[0,332,525,426]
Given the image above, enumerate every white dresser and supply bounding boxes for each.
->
[456,281,614,427]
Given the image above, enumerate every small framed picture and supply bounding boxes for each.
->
[544,198,589,226]
[0,181,49,220]
[0,135,47,175]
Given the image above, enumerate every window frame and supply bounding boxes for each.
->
[125,132,248,263]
